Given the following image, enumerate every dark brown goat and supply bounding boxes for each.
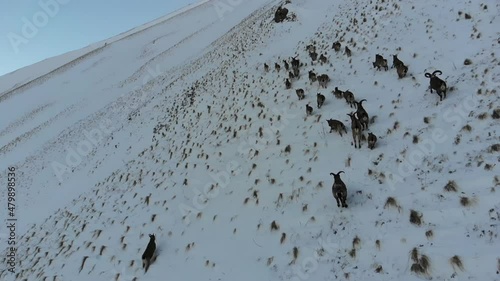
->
[330,171,348,208]
[424,70,447,101]
[142,234,156,273]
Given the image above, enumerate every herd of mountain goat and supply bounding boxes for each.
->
[263,16,448,209]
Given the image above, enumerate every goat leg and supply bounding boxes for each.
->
[343,199,348,208]
[335,197,341,207]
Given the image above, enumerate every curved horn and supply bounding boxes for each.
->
[424,73,432,78]
[359,99,367,104]
[330,172,335,176]
[432,70,442,76]
[338,171,345,174]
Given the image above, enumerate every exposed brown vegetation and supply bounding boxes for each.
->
[444,180,458,192]
[450,255,465,272]
[410,210,423,226]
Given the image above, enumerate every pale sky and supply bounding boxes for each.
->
[0,0,195,77]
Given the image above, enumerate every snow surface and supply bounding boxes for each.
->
[0,0,499,280]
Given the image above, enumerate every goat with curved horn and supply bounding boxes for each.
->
[355,99,369,130]
[424,70,447,101]
[432,70,442,76]
[330,171,348,208]
[347,112,363,148]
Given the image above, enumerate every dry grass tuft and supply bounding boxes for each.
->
[352,236,361,249]
[489,144,500,153]
[419,254,431,272]
[280,233,286,244]
[345,155,352,167]
[425,230,433,239]
[79,256,89,273]
[293,247,299,260]
[349,248,356,258]
[410,263,427,276]
[460,196,476,207]
[410,250,431,276]
[375,239,381,250]
[410,210,423,226]
[492,109,500,119]
[461,124,472,132]
[449,255,465,272]
[271,221,280,231]
[284,145,291,153]
[410,247,419,263]
[444,180,458,192]
[384,197,401,211]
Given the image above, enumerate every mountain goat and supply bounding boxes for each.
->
[367,132,377,149]
[308,70,317,83]
[355,99,369,130]
[330,171,348,208]
[296,88,305,100]
[317,74,330,88]
[347,112,362,148]
[392,55,404,68]
[373,54,388,71]
[326,119,347,136]
[142,234,156,273]
[332,41,341,52]
[343,90,356,108]
[424,70,447,101]
[306,104,313,116]
[317,93,326,108]
[396,63,408,78]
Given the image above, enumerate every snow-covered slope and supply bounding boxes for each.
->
[1,0,499,280]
